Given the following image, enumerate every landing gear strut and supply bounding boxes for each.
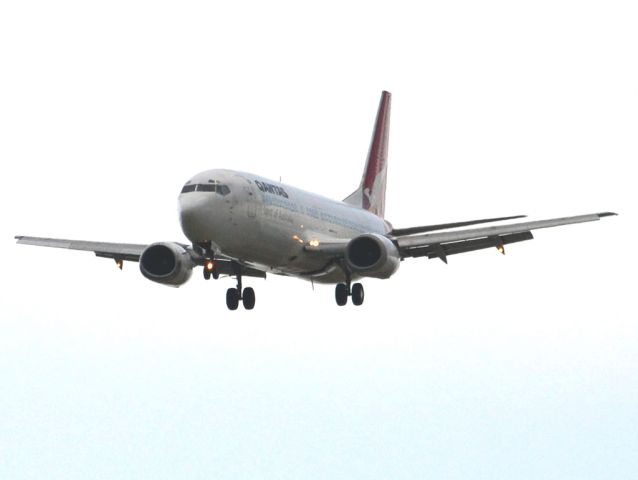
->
[334,273,364,307]
[225,265,255,311]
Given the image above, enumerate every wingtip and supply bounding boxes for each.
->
[598,212,618,218]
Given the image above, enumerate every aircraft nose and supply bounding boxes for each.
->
[178,193,210,241]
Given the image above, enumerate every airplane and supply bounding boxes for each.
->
[16,91,616,310]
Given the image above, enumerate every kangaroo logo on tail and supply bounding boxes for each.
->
[343,91,391,218]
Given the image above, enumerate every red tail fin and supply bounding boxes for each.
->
[343,91,391,218]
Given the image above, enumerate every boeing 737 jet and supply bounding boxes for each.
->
[16,91,616,310]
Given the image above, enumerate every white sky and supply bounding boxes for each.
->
[1,1,637,479]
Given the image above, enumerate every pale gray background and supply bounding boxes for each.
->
[1,1,636,479]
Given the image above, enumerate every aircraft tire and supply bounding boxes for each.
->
[226,288,240,310]
[242,287,256,310]
[351,283,364,306]
[335,283,348,306]
[204,269,211,280]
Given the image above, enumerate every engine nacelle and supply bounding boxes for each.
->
[139,242,193,287]
[345,233,401,279]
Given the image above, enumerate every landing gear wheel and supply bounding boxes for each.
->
[226,288,240,310]
[242,287,256,310]
[335,283,348,306]
[351,283,364,306]
[204,269,211,280]
[212,270,220,280]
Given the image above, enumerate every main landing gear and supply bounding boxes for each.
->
[202,257,255,311]
[335,279,364,306]
[225,275,255,311]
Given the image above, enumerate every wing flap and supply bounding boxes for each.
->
[403,231,534,262]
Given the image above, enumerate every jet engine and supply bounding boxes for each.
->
[139,242,193,286]
[345,233,401,279]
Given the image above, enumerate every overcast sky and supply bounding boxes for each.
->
[1,1,636,479]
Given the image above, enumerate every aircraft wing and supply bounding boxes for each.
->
[303,211,616,264]
[389,214,527,236]
[14,235,267,278]
[394,212,617,262]
[14,236,147,261]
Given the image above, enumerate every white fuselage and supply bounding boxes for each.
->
[178,169,389,281]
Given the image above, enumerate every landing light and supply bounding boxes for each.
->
[115,259,123,270]
[205,260,215,271]
[308,239,320,247]
[497,244,505,255]
[292,235,304,244]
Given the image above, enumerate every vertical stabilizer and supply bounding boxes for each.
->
[343,91,391,218]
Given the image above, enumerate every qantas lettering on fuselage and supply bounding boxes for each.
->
[255,180,289,198]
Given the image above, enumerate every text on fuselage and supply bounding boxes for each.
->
[255,180,289,198]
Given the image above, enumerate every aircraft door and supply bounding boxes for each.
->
[244,185,257,217]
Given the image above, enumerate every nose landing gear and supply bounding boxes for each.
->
[203,259,220,280]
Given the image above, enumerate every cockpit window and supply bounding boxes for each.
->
[181,182,231,195]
